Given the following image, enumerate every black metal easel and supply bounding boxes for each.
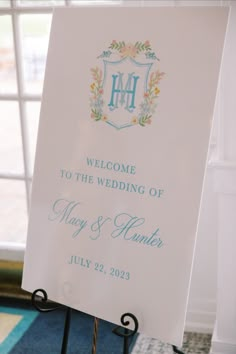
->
[31,288,184,354]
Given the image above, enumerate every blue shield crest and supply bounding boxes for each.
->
[102,57,152,130]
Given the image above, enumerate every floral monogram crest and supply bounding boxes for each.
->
[90,40,165,129]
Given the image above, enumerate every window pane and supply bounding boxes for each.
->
[25,101,40,175]
[0,179,27,243]
[0,0,10,7]
[20,14,51,94]
[17,0,65,6]
[0,101,24,174]
[0,15,17,94]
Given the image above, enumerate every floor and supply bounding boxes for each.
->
[132,332,212,354]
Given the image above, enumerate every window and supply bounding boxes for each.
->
[0,0,122,261]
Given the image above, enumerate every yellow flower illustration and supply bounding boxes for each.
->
[90,83,95,91]
[131,116,138,125]
[154,87,160,95]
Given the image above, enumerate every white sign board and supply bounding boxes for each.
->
[22,6,229,346]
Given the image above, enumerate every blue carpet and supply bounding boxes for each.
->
[0,297,137,354]
[0,302,38,354]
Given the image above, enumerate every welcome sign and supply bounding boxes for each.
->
[22,6,229,346]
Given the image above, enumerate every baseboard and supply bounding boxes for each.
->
[210,335,236,354]
[185,301,216,334]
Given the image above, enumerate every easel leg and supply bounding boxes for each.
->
[173,345,185,354]
[123,328,129,354]
[61,307,72,354]
[91,317,99,354]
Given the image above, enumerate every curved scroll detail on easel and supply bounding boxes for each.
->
[113,312,139,338]
[32,288,62,312]
[113,313,139,354]
[32,288,71,354]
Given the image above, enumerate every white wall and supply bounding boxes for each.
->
[211,2,236,353]
[186,165,218,333]
[185,3,236,350]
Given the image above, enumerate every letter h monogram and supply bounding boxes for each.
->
[108,72,140,113]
